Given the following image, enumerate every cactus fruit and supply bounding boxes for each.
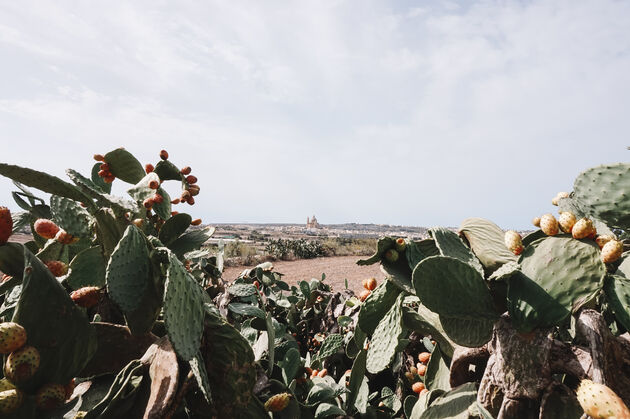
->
[34,219,60,239]
[191,218,202,226]
[185,175,198,184]
[181,166,192,175]
[417,364,427,376]
[576,379,630,419]
[133,218,144,228]
[504,230,524,255]
[188,184,200,196]
[45,260,68,277]
[559,211,577,234]
[0,322,26,354]
[395,237,407,252]
[412,382,425,394]
[540,214,559,236]
[93,154,105,161]
[364,277,377,291]
[187,196,195,205]
[5,345,40,384]
[420,388,428,395]
[601,240,623,264]
[55,229,79,244]
[573,218,594,240]
[384,249,399,262]
[359,289,371,302]
[552,191,570,206]
[596,235,615,249]
[143,198,154,209]
[152,193,164,204]
[532,217,541,227]
[35,383,66,410]
[159,150,169,160]
[264,393,291,412]
[418,352,431,363]
[148,180,159,189]
[317,369,328,377]
[0,379,23,414]
[0,207,12,244]
[70,286,101,308]
[145,163,154,173]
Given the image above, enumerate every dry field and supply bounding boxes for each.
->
[222,255,386,295]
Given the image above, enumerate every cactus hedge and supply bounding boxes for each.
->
[0,150,628,418]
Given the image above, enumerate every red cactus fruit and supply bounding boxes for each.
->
[180,166,192,175]
[0,207,13,245]
[70,287,101,308]
[93,154,104,161]
[145,163,154,173]
[35,383,66,410]
[45,261,68,277]
[148,180,159,190]
[191,219,202,226]
[159,150,169,160]
[185,175,198,184]
[5,345,40,384]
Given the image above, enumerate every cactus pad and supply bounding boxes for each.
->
[459,218,517,273]
[366,294,404,374]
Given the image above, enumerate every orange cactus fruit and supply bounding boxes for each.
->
[576,379,630,419]
[540,214,559,236]
[412,382,425,394]
[365,277,377,291]
[359,289,371,302]
[504,230,524,256]
[558,211,577,234]
[418,352,431,363]
[264,392,291,412]
[601,240,623,264]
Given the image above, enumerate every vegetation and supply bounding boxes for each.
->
[0,150,628,418]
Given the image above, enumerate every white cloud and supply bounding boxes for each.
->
[0,0,628,228]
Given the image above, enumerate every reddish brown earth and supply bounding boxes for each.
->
[222,256,386,295]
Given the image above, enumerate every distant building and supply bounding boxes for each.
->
[306,215,320,229]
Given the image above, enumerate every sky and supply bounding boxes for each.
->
[0,0,628,229]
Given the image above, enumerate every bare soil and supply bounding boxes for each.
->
[222,256,386,295]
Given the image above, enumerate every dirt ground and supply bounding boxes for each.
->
[222,256,386,295]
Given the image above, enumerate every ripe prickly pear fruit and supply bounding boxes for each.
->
[5,345,40,384]
[181,190,191,201]
[601,240,623,264]
[412,382,425,394]
[148,180,159,189]
[576,379,630,419]
[596,235,615,250]
[187,196,195,205]
[145,163,154,173]
[34,219,60,240]
[558,211,577,234]
[588,226,598,240]
[540,214,559,236]
[0,378,23,414]
[159,150,169,160]
[551,191,570,206]
[418,352,431,363]
[152,194,164,204]
[191,219,202,226]
[35,383,66,410]
[417,364,427,376]
[45,260,68,277]
[93,154,105,161]
[55,229,79,245]
[532,217,541,227]
[143,198,154,209]
[185,175,198,184]
[70,287,101,308]
[264,392,291,412]
[132,218,144,228]
[504,231,524,255]
[188,184,200,196]
[0,322,26,354]
[573,218,594,240]
[0,207,12,245]
[395,237,407,252]
[365,277,377,291]
[180,166,192,175]
[171,198,181,205]
[385,249,399,262]
[359,289,371,302]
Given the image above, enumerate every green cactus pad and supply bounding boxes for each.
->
[36,239,66,262]
[67,246,106,289]
[424,346,451,392]
[439,315,494,348]
[429,227,484,276]
[508,236,605,332]
[106,225,150,313]
[357,237,396,266]
[419,382,478,419]
[401,305,455,358]
[12,247,97,392]
[163,251,205,361]
[0,163,87,202]
[278,347,302,385]
[459,218,517,273]
[190,353,213,403]
[94,208,127,259]
[413,256,498,320]
[405,239,439,270]
[573,163,630,230]
[104,148,146,184]
[158,213,192,246]
[168,227,215,258]
[604,275,630,331]
[0,242,25,278]
[366,294,404,374]
[50,195,92,237]
[558,195,615,237]
[127,172,161,202]
[154,160,182,181]
[346,348,367,411]
[358,279,402,335]
[91,162,112,193]
[66,168,137,214]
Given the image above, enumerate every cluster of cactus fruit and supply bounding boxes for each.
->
[0,150,629,418]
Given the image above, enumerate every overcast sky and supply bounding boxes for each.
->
[0,1,628,229]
